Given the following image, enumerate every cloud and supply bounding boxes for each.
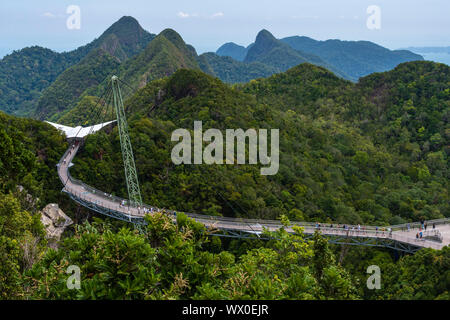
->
[177,11,190,18]
[211,12,224,18]
[177,11,223,19]
[42,12,56,18]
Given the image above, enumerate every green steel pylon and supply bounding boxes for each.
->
[111,75,142,207]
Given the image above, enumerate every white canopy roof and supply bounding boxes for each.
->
[45,120,116,139]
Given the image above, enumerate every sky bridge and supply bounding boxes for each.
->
[56,141,450,254]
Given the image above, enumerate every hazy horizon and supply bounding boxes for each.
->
[1,0,449,59]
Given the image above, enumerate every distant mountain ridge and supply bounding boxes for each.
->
[280,36,423,80]
[216,32,423,82]
[244,30,348,78]
[204,29,349,83]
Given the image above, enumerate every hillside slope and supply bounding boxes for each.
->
[117,28,200,89]
[35,49,121,120]
[198,52,278,83]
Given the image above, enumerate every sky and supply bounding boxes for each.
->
[0,0,449,58]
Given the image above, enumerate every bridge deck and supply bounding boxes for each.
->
[57,143,449,252]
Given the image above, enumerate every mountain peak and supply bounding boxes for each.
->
[216,42,248,61]
[256,29,276,42]
[85,16,155,62]
[104,16,143,35]
[159,29,185,48]
[245,29,285,63]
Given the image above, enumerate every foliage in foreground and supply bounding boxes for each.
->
[22,213,357,300]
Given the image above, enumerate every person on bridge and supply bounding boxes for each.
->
[433,223,436,229]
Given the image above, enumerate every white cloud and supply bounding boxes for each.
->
[177,11,190,18]
[177,11,223,19]
[42,12,56,18]
[211,12,224,18]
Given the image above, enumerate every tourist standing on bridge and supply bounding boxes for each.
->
[433,223,436,229]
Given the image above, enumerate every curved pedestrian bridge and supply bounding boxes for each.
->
[58,142,450,253]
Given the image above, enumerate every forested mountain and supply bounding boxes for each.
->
[281,36,423,81]
[34,49,121,120]
[0,60,448,300]
[38,28,201,122]
[116,28,200,90]
[216,42,249,61]
[215,31,423,83]
[0,16,154,117]
[0,47,75,116]
[201,30,346,83]
[64,16,155,63]
[198,52,278,83]
[243,30,333,73]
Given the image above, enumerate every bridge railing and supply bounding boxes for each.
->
[389,218,450,231]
